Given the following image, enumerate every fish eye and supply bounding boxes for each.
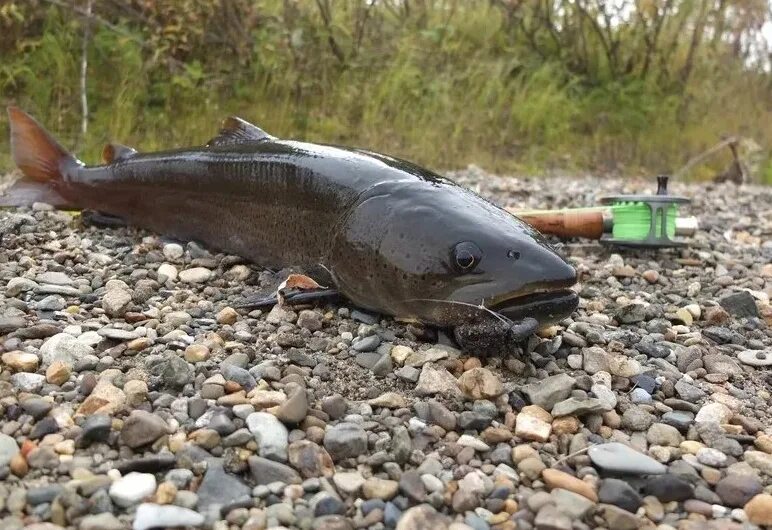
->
[452,241,482,273]
[507,249,521,260]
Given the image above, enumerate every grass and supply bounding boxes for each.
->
[0,2,770,183]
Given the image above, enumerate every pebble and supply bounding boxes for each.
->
[415,363,462,397]
[745,494,772,525]
[1,172,771,530]
[133,503,205,530]
[109,472,157,507]
[178,267,212,283]
[457,367,504,400]
[246,412,289,461]
[323,422,368,461]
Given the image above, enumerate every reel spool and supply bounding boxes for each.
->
[599,175,692,248]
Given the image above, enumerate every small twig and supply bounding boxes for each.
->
[673,136,739,179]
[552,445,591,467]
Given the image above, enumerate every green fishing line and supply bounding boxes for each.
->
[611,201,676,240]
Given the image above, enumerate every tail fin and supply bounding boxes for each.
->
[7,106,78,181]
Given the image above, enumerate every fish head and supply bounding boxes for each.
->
[330,180,578,327]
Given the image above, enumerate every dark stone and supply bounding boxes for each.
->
[642,474,694,502]
[661,411,694,433]
[314,494,345,516]
[249,455,301,485]
[197,462,251,513]
[458,411,493,431]
[630,374,657,394]
[383,502,402,528]
[715,474,763,507]
[221,364,256,390]
[188,398,208,420]
[27,484,64,505]
[703,327,740,345]
[719,292,759,318]
[76,414,112,448]
[398,470,426,502]
[115,453,176,473]
[20,398,52,419]
[30,417,59,440]
[598,478,643,513]
[145,352,194,389]
[361,499,385,516]
[635,342,671,358]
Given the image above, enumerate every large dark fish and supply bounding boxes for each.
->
[4,107,577,349]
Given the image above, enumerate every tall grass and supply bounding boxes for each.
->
[0,1,770,182]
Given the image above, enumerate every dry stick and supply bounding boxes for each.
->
[552,446,591,468]
[673,136,739,179]
[80,0,92,140]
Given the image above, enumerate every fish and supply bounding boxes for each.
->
[4,107,577,349]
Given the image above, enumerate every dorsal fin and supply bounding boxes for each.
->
[207,116,273,147]
[102,143,138,164]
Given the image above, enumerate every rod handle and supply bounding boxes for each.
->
[516,210,606,240]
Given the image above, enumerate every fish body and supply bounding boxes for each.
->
[5,108,577,330]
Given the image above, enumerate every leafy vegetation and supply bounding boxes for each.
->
[1,0,770,181]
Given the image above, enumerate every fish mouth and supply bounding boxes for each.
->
[487,288,579,326]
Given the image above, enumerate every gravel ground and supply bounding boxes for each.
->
[0,168,771,530]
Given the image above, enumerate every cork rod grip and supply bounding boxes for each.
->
[516,210,606,239]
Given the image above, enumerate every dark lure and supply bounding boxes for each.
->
[4,108,578,352]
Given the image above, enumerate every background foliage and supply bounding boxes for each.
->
[1,0,771,181]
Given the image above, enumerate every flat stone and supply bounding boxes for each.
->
[415,363,462,398]
[737,349,772,367]
[134,503,204,530]
[196,462,251,513]
[248,455,301,485]
[550,488,595,519]
[588,442,667,475]
[246,412,289,461]
[522,373,575,410]
[551,397,605,417]
[179,267,212,283]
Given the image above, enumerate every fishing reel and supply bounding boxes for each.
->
[599,175,697,248]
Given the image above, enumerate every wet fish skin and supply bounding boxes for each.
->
[5,107,578,328]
